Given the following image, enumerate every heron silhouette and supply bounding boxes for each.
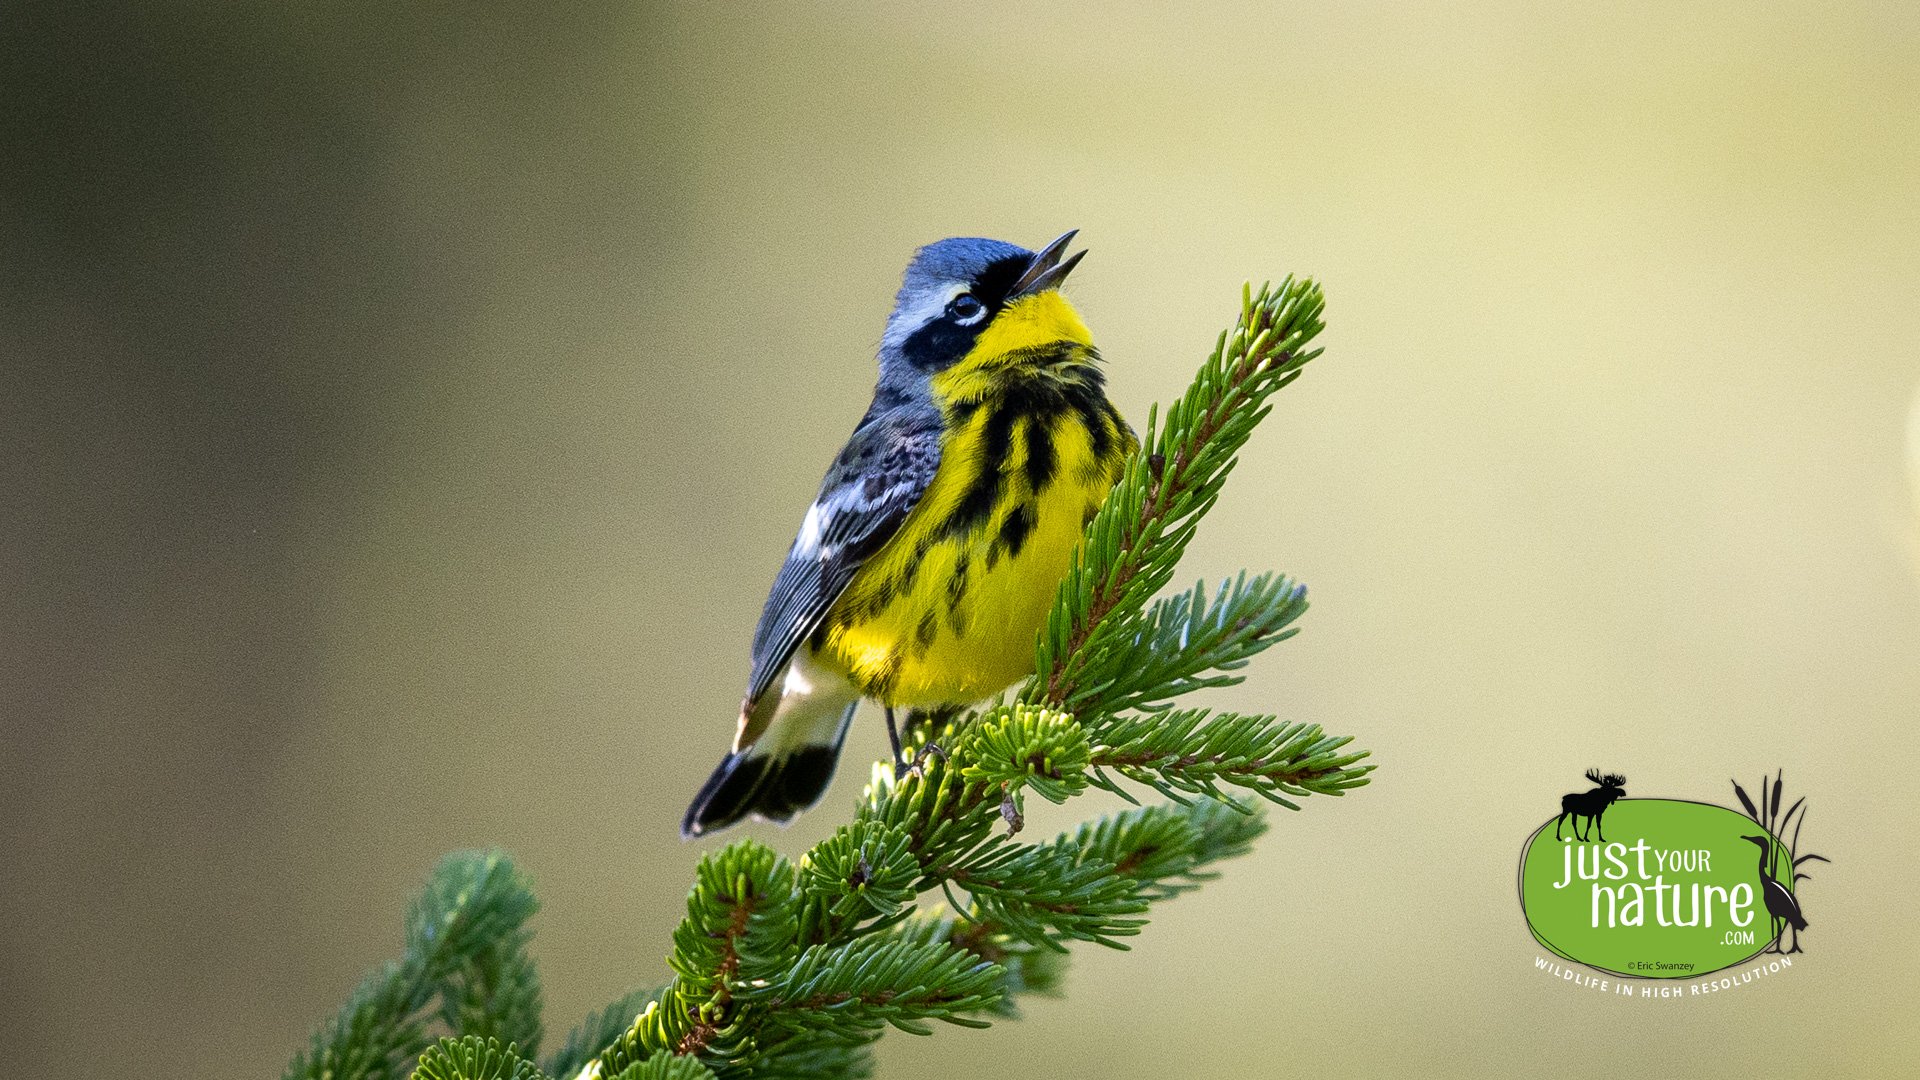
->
[1741,834,1807,954]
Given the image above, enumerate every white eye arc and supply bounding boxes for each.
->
[948,295,988,326]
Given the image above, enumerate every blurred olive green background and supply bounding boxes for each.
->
[5,1,1918,1077]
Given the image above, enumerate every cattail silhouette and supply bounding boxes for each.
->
[1732,771,1828,955]
[1554,769,1626,842]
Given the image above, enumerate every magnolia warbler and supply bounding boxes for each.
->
[682,231,1135,837]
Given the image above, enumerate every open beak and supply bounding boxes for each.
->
[1008,229,1088,299]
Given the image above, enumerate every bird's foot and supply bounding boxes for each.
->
[903,741,947,780]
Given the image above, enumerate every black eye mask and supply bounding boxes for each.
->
[899,255,1032,372]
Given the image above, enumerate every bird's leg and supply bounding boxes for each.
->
[885,706,907,780]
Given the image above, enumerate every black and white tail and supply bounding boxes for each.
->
[681,654,860,838]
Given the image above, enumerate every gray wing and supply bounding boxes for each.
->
[744,405,942,709]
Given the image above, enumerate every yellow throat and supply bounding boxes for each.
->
[815,291,1134,707]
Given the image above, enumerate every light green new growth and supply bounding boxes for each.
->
[286,279,1371,1080]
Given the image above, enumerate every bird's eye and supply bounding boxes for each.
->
[947,295,988,326]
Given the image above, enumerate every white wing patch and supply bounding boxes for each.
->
[792,480,919,562]
[794,499,832,559]
[743,403,941,710]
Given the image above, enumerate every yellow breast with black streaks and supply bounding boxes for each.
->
[813,292,1134,706]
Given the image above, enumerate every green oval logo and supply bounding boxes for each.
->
[1519,799,1796,978]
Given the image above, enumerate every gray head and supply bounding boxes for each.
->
[876,231,1087,392]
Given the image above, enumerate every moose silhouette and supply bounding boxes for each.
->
[1554,769,1627,842]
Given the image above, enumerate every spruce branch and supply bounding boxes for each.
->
[436,880,546,1053]
[739,933,1005,1038]
[649,842,802,1061]
[854,733,1011,881]
[943,838,1152,951]
[796,820,922,945]
[1028,277,1326,715]
[604,1058,720,1080]
[934,798,1278,957]
[956,705,1092,805]
[1073,572,1310,717]
[1066,797,1270,903]
[293,277,1371,1080]
[413,1037,547,1080]
[1087,710,1372,810]
[287,851,543,1080]
[545,988,660,1080]
[933,912,1067,1016]
[728,1039,874,1080]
